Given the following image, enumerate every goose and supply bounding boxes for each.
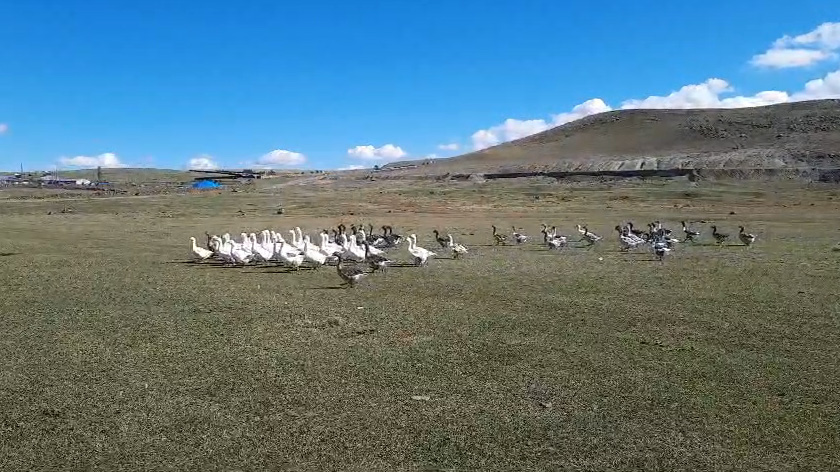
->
[295,227,307,250]
[447,234,468,258]
[492,225,507,245]
[222,233,242,250]
[366,225,387,247]
[511,226,529,244]
[681,221,701,242]
[408,234,436,266]
[261,231,281,260]
[228,241,253,265]
[711,225,729,245]
[239,232,253,253]
[190,237,214,261]
[303,234,321,253]
[738,226,757,246]
[626,222,646,239]
[277,240,305,270]
[213,237,235,264]
[340,234,366,261]
[541,227,567,250]
[334,253,367,287]
[363,241,391,272]
[249,233,274,262]
[288,230,302,251]
[383,225,403,247]
[615,226,643,251]
[547,235,567,250]
[319,232,344,258]
[652,240,671,262]
[303,238,328,268]
[274,235,303,259]
[204,231,214,251]
[357,230,386,255]
[579,225,602,246]
[432,230,449,249]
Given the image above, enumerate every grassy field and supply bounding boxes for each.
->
[1,177,838,470]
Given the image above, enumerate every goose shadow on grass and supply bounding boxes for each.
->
[0,252,19,257]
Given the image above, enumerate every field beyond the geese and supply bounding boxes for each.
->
[1,178,838,470]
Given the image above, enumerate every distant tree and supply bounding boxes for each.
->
[373,165,380,171]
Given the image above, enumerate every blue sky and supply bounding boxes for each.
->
[0,1,838,171]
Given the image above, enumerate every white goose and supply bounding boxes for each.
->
[341,234,366,261]
[239,232,253,253]
[408,234,436,266]
[190,237,214,261]
[249,233,274,262]
[228,240,253,265]
[447,234,468,259]
[303,238,328,268]
[259,230,276,256]
[274,235,302,259]
[212,236,235,264]
[319,232,344,258]
[277,240,305,270]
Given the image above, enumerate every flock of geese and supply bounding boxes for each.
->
[188,224,465,287]
[188,221,758,287]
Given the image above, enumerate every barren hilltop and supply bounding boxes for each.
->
[381,99,840,177]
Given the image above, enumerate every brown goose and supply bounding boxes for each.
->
[334,253,367,287]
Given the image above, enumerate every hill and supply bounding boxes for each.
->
[390,100,840,175]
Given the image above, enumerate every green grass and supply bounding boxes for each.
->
[1,178,838,470]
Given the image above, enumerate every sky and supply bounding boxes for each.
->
[0,1,838,171]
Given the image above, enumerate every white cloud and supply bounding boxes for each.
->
[752,22,840,69]
[188,155,219,170]
[792,70,840,100]
[551,98,613,126]
[471,118,553,150]
[59,152,127,168]
[437,143,460,151]
[471,99,612,150]
[0,123,8,135]
[347,144,407,161]
[776,22,840,50]
[471,129,502,151]
[751,48,835,68]
[620,78,733,109]
[256,149,306,168]
[337,164,367,171]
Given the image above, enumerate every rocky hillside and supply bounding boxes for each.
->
[399,100,840,175]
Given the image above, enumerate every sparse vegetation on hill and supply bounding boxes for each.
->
[385,100,840,176]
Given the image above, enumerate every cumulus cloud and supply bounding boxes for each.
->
[437,143,460,151]
[471,99,612,150]
[792,69,840,101]
[751,48,835,68]
[256,149,306,167]
[0,123,8,135]
[347,144,407,161]
[751,22,840,68]
[188,155,219,170]
[775,22,840,50]
[618,78,791,109]
[337,164,367,171]
[59,152,127,168]
[552,98,613,125]
[471,119,553,150]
